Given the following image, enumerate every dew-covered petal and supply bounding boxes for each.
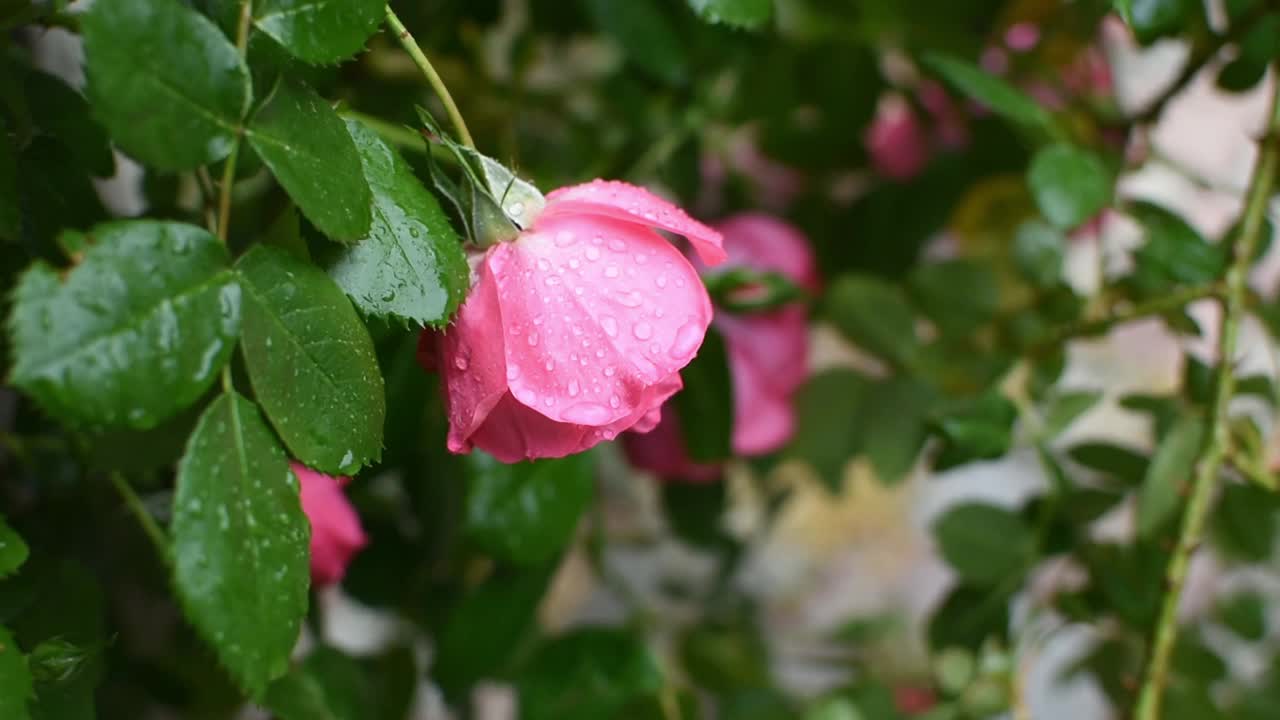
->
[713,214,820,291]
[439,253,511,454]
[466,393,595,463]
[492,215,712,428]
[541,179,727,265]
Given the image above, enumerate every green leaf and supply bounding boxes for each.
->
[861,377,937,484]
[1067,442,1149,487]
[933,503,1035,586]
[324,120,469,327]
[1130,202,1226,289]
[247,80,372,242]
[464,451,595,567]
[661,481,731,549]
[826,274,919,369]
[908,260,1000,338]
[786,369,870,490]
[1028,144,1113,230]
[923,53,1061,139]
[673,326,734,462]
[1137,416,1205,538]
[237,245,386,475]
[23,69,114,177]
[1041,390,1102,439]
[1217,592,1266,641]
[1014,220,1066,288]
[0,625,32,720]
[264,647,369,720]
[1117,0,1197,44]
[517,627,664,720]
[172,391,310,698]
[1212,482,1280,562]
[931,391,1019,470]
[584,0,687,85]
[928,584,1012,652]
[0,132,17,242]
[82,0,250,170]
[0,515,28,579]
[687,0,773,28]
[8,220,239,429]
[253,0,385,65]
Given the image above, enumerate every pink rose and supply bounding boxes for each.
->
[292,462,367,587]
[625,214,816,478]
[865,95,930,181]
[430,180,726,463]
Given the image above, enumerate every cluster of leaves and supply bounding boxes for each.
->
[1,0,1279,718]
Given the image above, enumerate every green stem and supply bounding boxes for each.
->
[1134,74,1280,720]
[384,6,476,150]
[110,472,169,559]
[216,0,254,243]
[1031,283,1223,354]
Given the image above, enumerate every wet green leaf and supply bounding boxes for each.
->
[264,647,369,720]
[253,0,386,65]
[1014,220,1066,288]
[237,245,386,475]
[172,391,310,698]
[931,392,1018,470]
[518,627,664,720]
[1041,390,1102,438]
[687,0,773,28]
[909,260,999,338]
[924,53,1061,138]
[1117,0,1197,44]
[83,0,250,170]
[786,369,870,490]
[464,451,595,567]
[1067,441,1150,487]
[324,120,469,327]
[8,220,239,429]
[248,81,372,242]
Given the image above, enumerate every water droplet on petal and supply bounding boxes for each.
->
[601,316,618,337]
[671,321,703,358]
[675,277,687,288]
[604,265,620,278]
[655,275,667,288]
[604,367,616,377]
[585,247,601,261]
[650,342,661,354]
[609,395,621,408]
[545,359,555,371]
[555,230,576,247]
[527,331,540,346]
[569,258,581,269]
[454,356,469,370]
[508,201,525,217]
[537,258,551,271]
[563,402,611,425]
[545,276,561,287]
[608,238,627,252]
[507,367,520,381]
[568,380,580,397]
[634,253,648,264]
[633,323,653,340]
[618,291,643,308]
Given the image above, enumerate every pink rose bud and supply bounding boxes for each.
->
[430,180,726,462]
[713,214,816,455]
[624,214,816,478]
[292,462,367,587]
[865,95,931,181]
[1004,22,1040,52]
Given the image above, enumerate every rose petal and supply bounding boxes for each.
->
[541,179,727,265]
[439,255,511,454]
[726,342,797,455]
[712,214,819,291]
[490,214,712,428]
[292,462,367,586]
[718,307,809,400]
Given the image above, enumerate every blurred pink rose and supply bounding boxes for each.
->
[427,180,726,462]
[625,214,816,479]
[292,462,367,587]
[918,80,970,150]
[865,95,930,181]
[1004,22,1040,52]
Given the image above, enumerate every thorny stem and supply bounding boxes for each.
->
[216,0,253,243]
[1134,73,1280,720]
[110,472,169,560]
[384,7,476,150]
